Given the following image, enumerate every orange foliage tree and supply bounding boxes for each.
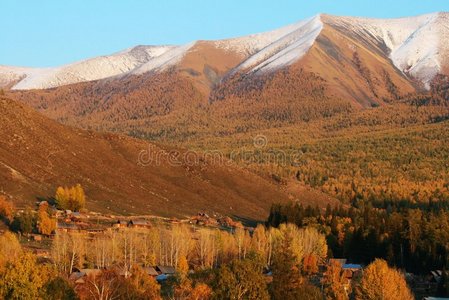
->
[0,196,14,224]
[302,253,319,275]
[322,260,349,300]
[355,259,413,300]
[37,202,56,235]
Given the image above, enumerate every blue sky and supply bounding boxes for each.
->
[2,0,449,67]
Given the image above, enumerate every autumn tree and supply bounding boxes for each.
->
[77,269,121,300]
[0,231,22,272]
[214,253,269,300]
[122,265,162,300]
[251,224,268,263]
[52,232,86,275]
[322,260,348,300]
[189,283,212,300]
[38,202,57,235]
[42,276,78,300]
[270,226,304,300]
[174,255,193,299]
[0,195,14,224]
[0,252,53,299]
[302,254,319,275]
[55,184,86,211]
[355,259,414,300]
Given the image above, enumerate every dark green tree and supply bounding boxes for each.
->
[10,208,36,234]
[270,229,321,300]
[42,277,78,300]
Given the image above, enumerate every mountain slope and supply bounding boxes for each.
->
[293,18,417,107]
[0,96,302,220]
[323,12,449,87]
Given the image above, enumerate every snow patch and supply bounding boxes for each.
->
[232,16,323,73]
[8,45,174,90]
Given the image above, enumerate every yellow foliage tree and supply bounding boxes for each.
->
[177,255,189,280]
[355,259,414,300]
[175,255,193,299]
[55,184,86,211]
[0,252,53,299]
[0,232,22,272]
[128,265,162,300]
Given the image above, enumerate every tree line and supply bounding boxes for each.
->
[0,222,415,299]
[267,200,449,274]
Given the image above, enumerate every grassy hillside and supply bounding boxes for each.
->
[0,96,309,220]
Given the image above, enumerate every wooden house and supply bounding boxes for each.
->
[128,220,151,228]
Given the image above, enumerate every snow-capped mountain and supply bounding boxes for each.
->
[1,12,448,90]
[0,45,174,90]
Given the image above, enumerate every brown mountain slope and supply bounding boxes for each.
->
[175,41,246,96]
[0,96,308,220]
[295,20,417,107]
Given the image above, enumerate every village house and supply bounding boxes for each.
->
[128,220,151,228]
[56,222,80,233]
[69,268,102,285]
[144,266,159,277]
[156,265,176,275]
[114,220,128,228]
[33,248,51,258]
[29,233,43,241]
[155,265,176,281]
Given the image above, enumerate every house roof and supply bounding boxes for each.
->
[80,269,102,277]
[57,223,80,230]
[156,274,169,281]
[144,267,159,276]
[69,272,85,281]
[329,258,347,266]
[343,264,362,270]
[156,265,176,274]
[129,220,150,226]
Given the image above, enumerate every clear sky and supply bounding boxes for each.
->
[2,0,449,67]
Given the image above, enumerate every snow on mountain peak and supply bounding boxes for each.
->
[323,12,448,86]
[4,45,174,90]
[222,15,323,74]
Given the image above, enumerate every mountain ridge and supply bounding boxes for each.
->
[1,12,448,90]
